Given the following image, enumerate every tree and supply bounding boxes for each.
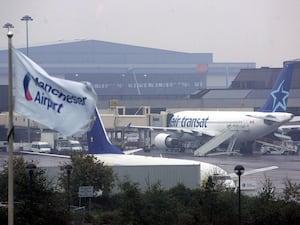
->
[58,154,114,211]
[283,178,300,202]
[257,176,276,202]
[0,156,69,225]
[115,181,145,225]
[167,184,195,225]
[141,183,181,225]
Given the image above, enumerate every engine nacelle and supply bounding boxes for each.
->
[154,133,181,149]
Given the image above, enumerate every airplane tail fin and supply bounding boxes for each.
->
[87,108,124,154]
[258,61,296,112]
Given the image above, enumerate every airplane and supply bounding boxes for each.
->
[129,60,298,156]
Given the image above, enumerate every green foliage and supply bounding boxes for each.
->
[283,178,300,202]
[243,197,300,225]
[116,181,144,225]
[142,183,180,225]
[1,156,300,225]
[92,180,300,225]
[58,154,114,203]
[257,176,276,201]
[0,156,69,225]
[57,153,115,224]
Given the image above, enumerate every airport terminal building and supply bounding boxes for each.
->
[0,40,255,112]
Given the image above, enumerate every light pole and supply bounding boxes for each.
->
[3,23,14,32]
[234,165,245,225]
[64,164,73,211]
[21,15,33,56]
[4,23,14,225]
[26,163,37,224]
[21,15,33,143]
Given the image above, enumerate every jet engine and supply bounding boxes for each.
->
[154,133,181,149]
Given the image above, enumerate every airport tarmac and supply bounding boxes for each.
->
[0,151,299,196]
[141,150,300,195]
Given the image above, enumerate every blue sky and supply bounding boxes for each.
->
[1,0,299,67]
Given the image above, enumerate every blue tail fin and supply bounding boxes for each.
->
[87,108,124,154]
[259,61,295,112]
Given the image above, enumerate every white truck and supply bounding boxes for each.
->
[40,132,83,154]
[260,140,298,155]
[40,132,60,150]
[31,141,51,153]
[55,139,83,153]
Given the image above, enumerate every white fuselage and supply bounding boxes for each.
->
[92,153,234,187]
[170,111,294,143]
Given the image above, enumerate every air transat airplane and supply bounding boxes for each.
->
[131,60,298,156]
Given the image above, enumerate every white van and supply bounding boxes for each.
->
[68,140,83,151]
[31,141,51,153]
[55,139,83,153]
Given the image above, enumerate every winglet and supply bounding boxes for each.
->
[258,61,296,112]
[87,108,124,154]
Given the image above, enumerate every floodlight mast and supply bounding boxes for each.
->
[21,15,33,143]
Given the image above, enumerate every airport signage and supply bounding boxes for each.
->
[78,186,94,198]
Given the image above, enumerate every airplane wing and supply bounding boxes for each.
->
[242,166,279,176]
[128,124,218,137]
[21,148,144,156]
[20,151,71,158]
[123,148,144,155]
[289,116,300,122]
[278,124,300,133]
[228,166,278,178]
